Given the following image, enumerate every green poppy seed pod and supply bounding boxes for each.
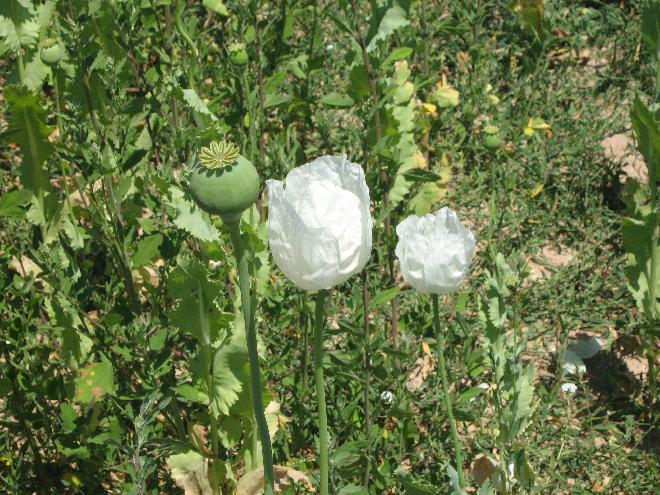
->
[483,125,501,150]
[190,141,260,223]
[228,42,248,66]
[40,38,63,66]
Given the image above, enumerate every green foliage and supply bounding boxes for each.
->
[641,0,660,57]
[3,85,53,194]
[167,186,221,242]
[210,314,248,416]
[168,256,227,342]
[0,0,656,493]
[74,360,115,404]
[366,1,410,53]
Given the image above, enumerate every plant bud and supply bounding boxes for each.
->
[228,42,248,66]
[39,38,63,66]
[483,125,501,150]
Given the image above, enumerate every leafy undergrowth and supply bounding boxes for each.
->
[0,0,658,494]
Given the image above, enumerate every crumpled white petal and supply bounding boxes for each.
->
[395,207,476,294]
[266,155,372,290]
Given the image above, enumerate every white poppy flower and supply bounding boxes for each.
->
[395,207,476,294]
[380,390,395,405]
[266,155,372,291]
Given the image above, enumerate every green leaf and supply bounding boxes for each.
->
[396,467,437,495]
[210,314,248,416]
[0,189,32,217]
[3,85,53,194]
[56,442,90,460]
[403,168,441,183]
[60,403,78,434]
[202,0,228,15]
[172,384,209,404]
[167,186,220,242]
[408,155,451,215]
[366,3,410,53]
[74,360,115,404]
[168,257,227,342]
[630,97,659,185]
[264,93,292,108]
[319,92,354,107]
[332,441,368,477]
[641,0,660,56]
[347,64,370,103]
[370,287,400,309]
[337,485,369,495]
[447,465,468,495]
[133,233,163,267]
[173,87,218,122]
[622,211,659,317]
[458,385,486,402]
[381,46,413,68]
[166,450,212,495]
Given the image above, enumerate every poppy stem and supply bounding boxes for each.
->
[313,289,329,495]
[432,294,465,488]
[227,220,275,495]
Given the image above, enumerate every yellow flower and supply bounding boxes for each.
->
[420,102,438,117]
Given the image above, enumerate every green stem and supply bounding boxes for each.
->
[432,294,465,488]
[227,220,275,495]
[361,270,372,487]
[313,289,329,495]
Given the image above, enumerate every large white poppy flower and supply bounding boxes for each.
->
[266,155,372,290]
[395,207,476,294]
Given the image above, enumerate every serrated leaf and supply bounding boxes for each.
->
[172,87,218,122]
[4,85,53,194]
[168,257,227,342]
[23,53,50,91]
[210,314,248,416]
[366,3,410,53]
[167,186,220,242]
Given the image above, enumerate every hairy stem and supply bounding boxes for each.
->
[361,270,372,487]
[432,294,465,488]
[313,289,329,495]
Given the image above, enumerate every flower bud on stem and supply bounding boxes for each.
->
[313,289,329,495]
[432,294,465,488]
[227,220,275,495]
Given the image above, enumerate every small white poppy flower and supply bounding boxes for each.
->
[266,155,372,291]
[380,390,395,405]
[395,207,476,294]
[560,382,578,394]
